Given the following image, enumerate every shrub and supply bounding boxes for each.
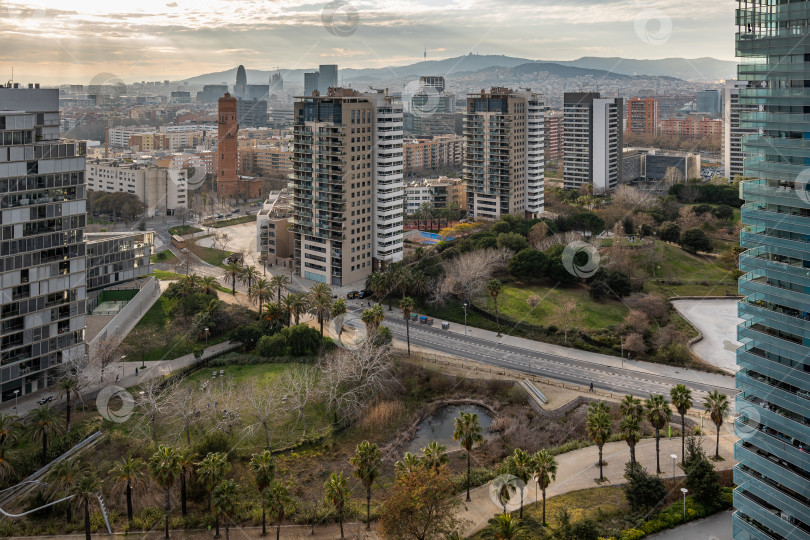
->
[624,465,667,513]
[620,529,646,540]
[231,323,264,351]
[256,333,287,358]
[360,401,404,431]
[194,430,230,458]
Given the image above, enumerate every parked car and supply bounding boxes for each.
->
[347,290,360,299]
[38,395,54,405]
[359,289,372,299]
[216,213,224,218]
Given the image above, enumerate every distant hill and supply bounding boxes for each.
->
[179,54,734,87]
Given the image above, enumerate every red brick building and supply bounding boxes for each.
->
[544,112,563,161]
[660,116,722,137]
[625,97,659,135]
[217,93,240,198]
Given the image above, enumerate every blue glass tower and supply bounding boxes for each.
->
[735,1,810,538]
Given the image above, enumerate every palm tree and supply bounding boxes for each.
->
[504,448,532,518]
[264,481,292,540]
[670,384,693,464]
[249,278,272,318]
[200,275,219,295]
[383,269,401,311]
[394,452,422,477]
[224,261,242,295]
[196,452,231,538]
[109,456,144,523]
[361,304,385,334]
[149,445,182,540]
[269,274,291,303]
[213,480,240,540]
[421,441,448,474]
[0,413,21,482]
[483,513,525,540]
[586,401,612,482]
[400,296,415,357]
[239,265,260,291]
[279,294,295,327]
[366,271,388,305]
[57,377,79,432]
[324,471,350,539]
[408,269,430,299]
[308,282,333,336]
[350,441,381,530]
[177,448,195,517]
[249,450,276,536]
[487,279,503,337]
[288,292,308,326]
[50,458,85,524]
[619,415,641,466]
[704,390,730,460]
[452,411,484,501]
[73,470,101,540]
[531,449,557,525]
[27,404,63,466]
[645,394,672,474]
[619,394,644,421]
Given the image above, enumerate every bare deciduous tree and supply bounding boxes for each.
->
[612,185,655,211]
[243,380,284,449]
[135,377,175,443]
[169,385,205,446]
[623,310,650,334]
[551,300,580,344]
[442,248,513,304]
[281,366,320,434]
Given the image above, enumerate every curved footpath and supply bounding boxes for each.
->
[458,431,738,536]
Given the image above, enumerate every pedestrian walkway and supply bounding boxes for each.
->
[4,340,239,418]
[458,433,738,535]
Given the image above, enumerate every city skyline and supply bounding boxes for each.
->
[0,0,735,84]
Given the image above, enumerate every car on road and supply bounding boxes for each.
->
[216,213,224,219]
[38,395,54,405]
[359,289,372,299]
[347,290,360,299]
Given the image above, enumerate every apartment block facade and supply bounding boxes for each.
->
[463,88,545,220]
[660,116,723,137]
[85,232,153,292]
[544,112,563,162]
[723,80,759,180]
[735,0,810,537]
[625,97,659,135]
[403,135,463,174]
[563,92,623,194]
[85,159,188,217]
[0,87,87,401]
[292,88,404,286]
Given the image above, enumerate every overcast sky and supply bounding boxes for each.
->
[0,0,736,85]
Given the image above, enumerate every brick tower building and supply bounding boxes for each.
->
[217,93,239,198]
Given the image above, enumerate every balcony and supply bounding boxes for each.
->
[737,347,810,392]
[733,489,810,540]
[734,465,810,526]
[738,370,810,419]
[736,442,810,500]
[735,416,810,472]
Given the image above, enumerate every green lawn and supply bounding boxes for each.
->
[153,269,185,280]
[183,361,293,387]
[638,241,738,297]
[149,249,178,264]
[202,214,257,228]
[168,225,203,236]
[188,243,234,268]
[479,282,629,330]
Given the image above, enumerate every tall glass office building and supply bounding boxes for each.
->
[735,1,810,538]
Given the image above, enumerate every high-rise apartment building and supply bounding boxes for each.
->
[625,97,659,135]
[304,72,319,96]
[563,92,623,194]
[463,88,544,220]
[317,65,338,95]
[697,89,721,115]
[411,76,455,136]
[544,111,563,162]
[723,80,758,180]
[734,1,810,538]
[292,88,404,286]
[402,135,463,174]
[0,86,87,401]
[236,98,268,128]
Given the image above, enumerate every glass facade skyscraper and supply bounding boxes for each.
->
[735,1,810,538]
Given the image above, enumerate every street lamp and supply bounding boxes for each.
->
[204,327,209,346]
[13,389,19,412]
[120,355,126,379]
[671,454,677,478]
[462,303,468,336]
[680,488,688,518]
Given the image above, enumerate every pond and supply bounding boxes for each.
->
[406,403,494,454]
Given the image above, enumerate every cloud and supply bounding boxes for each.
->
[0,0,735,83]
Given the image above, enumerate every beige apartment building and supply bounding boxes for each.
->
[403,134,463,175]
[292,88,404,286]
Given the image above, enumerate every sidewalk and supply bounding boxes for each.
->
[3,340,239,418]
[458,432,738,535]
[375,304,737,392]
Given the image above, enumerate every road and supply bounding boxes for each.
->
[349,305,737,403]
